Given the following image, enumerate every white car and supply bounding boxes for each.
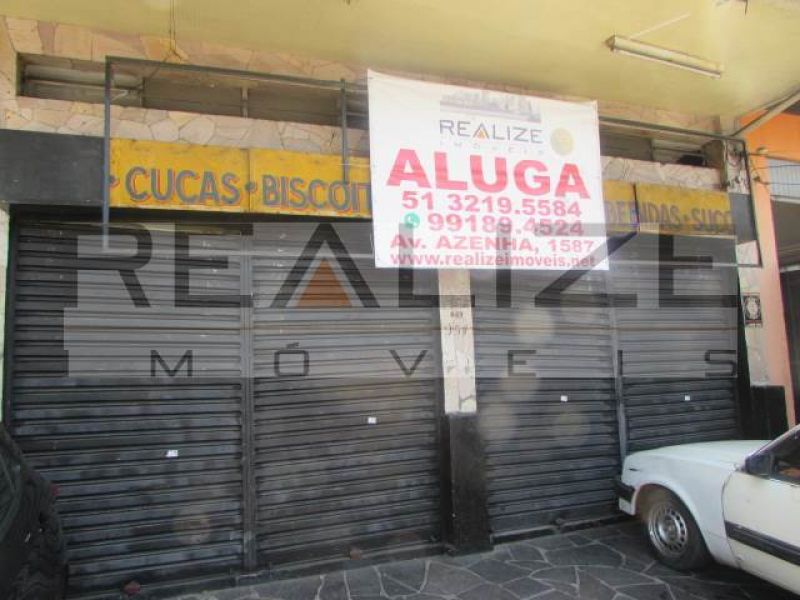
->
[616,423,800,594]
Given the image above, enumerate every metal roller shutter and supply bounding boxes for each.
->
[610,235,739,452]
[9,220,246,596]
[249,223,442,569]
[8,218,443,591]
[472,269,620,539]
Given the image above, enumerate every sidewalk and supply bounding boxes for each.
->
[170,522,797,600]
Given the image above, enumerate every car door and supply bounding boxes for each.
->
[722,426,800,593]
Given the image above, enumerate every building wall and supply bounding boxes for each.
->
[744,112,800,425]
[0,16,719,159]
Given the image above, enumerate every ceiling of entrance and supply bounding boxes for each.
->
[4,0,800,120]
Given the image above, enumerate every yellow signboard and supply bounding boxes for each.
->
[110,139,248,212]
[249,149,370,217]
[111,139,732,237]
[636,183,733,237]
[603,180,637,234]
[110,139,371,218]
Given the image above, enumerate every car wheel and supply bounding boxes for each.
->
[11,501,67,600]
[642,487,711,571]
[11,566,58,600]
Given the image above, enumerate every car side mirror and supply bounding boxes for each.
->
[744,453,774,477]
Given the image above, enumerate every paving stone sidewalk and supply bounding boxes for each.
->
[170,522,798,600]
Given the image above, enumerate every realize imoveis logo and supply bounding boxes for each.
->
[438,89,544,146]
[61,223,738,381]
[269,224,378,309]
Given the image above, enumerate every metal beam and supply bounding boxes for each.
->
[108,55,750,147]
[734,86,800,137]
[600,115,744,144]
[102,58,112,248]
[341,80,350,184]
[106,55,367,92]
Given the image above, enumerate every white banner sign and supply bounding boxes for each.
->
[368,71,606,270]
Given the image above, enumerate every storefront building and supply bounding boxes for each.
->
[0,7,795,598]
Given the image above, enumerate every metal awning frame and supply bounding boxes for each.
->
[101,55,751,243]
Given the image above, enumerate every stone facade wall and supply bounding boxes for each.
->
[601,156,719,190]
[0,15,720,190]
[0,16,369,155]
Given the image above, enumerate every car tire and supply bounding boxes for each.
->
[11,501,67,600]
[11,567,58,600]
[641,487,711,571]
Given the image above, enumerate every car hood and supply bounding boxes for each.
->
[628,440,768,469]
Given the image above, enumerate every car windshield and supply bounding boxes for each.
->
[773,428,800,481]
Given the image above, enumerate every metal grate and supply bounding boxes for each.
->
[768,158,800,201]
[19,53,368,129]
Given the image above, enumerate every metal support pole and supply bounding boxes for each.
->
[240,232,257,572]
[733,86,800,138]
[340,80,349,184]
[102,59,113,249]
[609,291,628,462]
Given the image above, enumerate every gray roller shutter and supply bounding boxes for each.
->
[250,222,442,569]
[610,235,739,452]
[8,220,246,596]
[472,269,620,539]
[8,215,742,588]
[8,218,444,592]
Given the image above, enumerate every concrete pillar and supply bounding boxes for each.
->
[705,138,795,428]
[437,269,491,553]
[438,269,477,414]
